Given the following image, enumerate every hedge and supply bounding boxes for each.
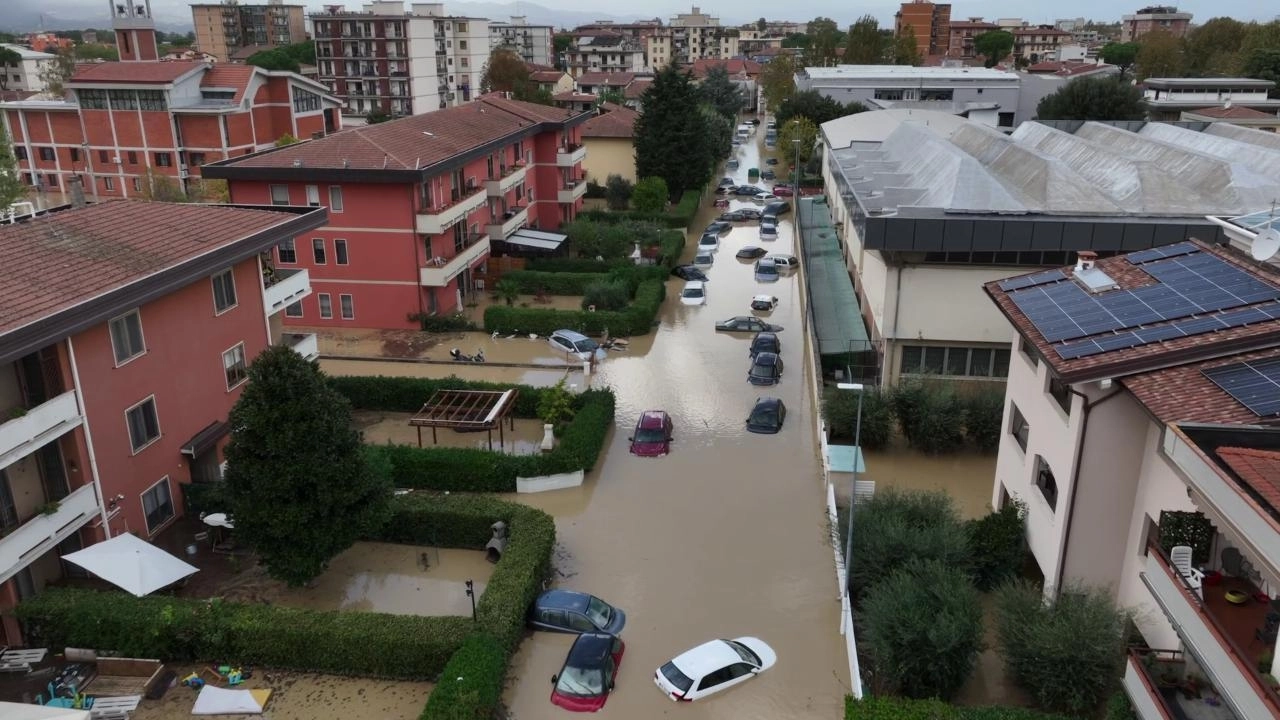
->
[494,270,606,296]
[406,312,476,333]
[844,696,1073,720]
[526,257,628,273]
[420,634,508,720]
[483,278,665,336]
[576,185,705,230]
[328,375,545,417]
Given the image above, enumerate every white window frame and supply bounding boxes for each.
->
[277,238,297,264]
[270,184,290,205]
[318,293,333,319]
[140,475,175,535]
[109,309,147,366]
[125,395,161,454]
[305,184,321,207]
[312,238,326,264]
[335,238,349,265]
[222,342,248,390]
[104,176,114,191]
[328,186,343,212]
[285,301,304,318]
[211,268,238,315]
[339,293,354,320]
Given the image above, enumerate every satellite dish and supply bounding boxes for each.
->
[1251,227,1280,262]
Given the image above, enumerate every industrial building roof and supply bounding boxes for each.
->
[801,65,1019,82]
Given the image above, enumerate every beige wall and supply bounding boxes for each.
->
[582,137,635,184]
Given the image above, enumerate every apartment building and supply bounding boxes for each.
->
[984,212,1280,719]
[946,20,997,59]
[489,16,554,67]
[564,35,645,78]
[24,34,73,54]
[651,6,737,68]
[0,45,57,95]
[191,1,308,63]
[1121,5,1193,42]
[202,95,591,326]
[0,199,328,645]
[895,0,952,58]
[311,1,488,118]
[1012,26,1072,63]
[818,110,1280,386]
[2,1,341,200]
[1143,78,1280,121]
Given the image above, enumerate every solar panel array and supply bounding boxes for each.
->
[997,269,1066,292]
[1203,358,1280,417]
[1002,246,1280,361]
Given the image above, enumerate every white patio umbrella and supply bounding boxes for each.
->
[0,702,90,720]
[61,532,198,597]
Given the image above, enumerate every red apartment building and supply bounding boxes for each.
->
[202,94,590,328]
[1,0,342,200]
[0,199,327,644]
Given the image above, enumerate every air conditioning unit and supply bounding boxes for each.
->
[179,169,189,179]
[111,155,122,164]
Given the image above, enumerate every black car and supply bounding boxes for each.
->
[761,169,776,180]
[735,208,763,221]
[719,210,750,222]
[736,246,768,259]
[671,265,709,281]
[529,590,627,635]
[750,331,781,357]
[734,186,762,196]
[714,185,736,195]
[763,201,791,217]
[746,397,787,434]
[705,221,732,235]
[716,316,782,333]
[718,177,736,188]
[765,158,779,166]
[748,352,784,385]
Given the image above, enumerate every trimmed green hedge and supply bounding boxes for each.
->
[526,257,627,273]
[483,279,665,336]
[577,187,703,230]
[420,634,508,720]
[328,375,544,417]
[495,270,605,296]
[844,696,1073,720]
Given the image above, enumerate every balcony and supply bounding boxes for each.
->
[0,390,81,471]
[282,332,319,361]
[486,206,529,240]
[419,234,491,287]
[558,178,587,204]
[1141,543,1280,718]
[556,143,586,167]
[415,187,487,235]
[1124,648,1240,720]
[263,267,312,315]
[484,164,528,197]
[0,481,99,585]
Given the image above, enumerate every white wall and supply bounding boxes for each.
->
[406,15,441,114]
[895,265,1030,344]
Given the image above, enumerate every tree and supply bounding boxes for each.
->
[514,85,554,105]
[278,40,317,67]
[0,47,21,90]
[806,17,842,66]
[366,108,392,124]
[973,30,1014,68]
[38,49,76,98]
[1100,42,1139,79]
[595,88,626,106]
[1184,17,1246,76]
[820,385,892,450]
[223,345,391,586]
[781,33,810,50]
[633,64,713,198]
[892,26,922,66]
[700,104,733,159]
[698,65,744,119]
[965,500,1027,592]
[1134,30,1185,81]
[275,133,300,147]
[1036,75,1146,121]
[756,17,766,32]
[630,176,668,213]
[760,54,797,113]
[552,34,573,69]
[73,44,119,62]
[843,16,884,65]
[778,116,817,164]
[776,89,864,127]
[604,174,633,210]
[138,168,187,202]
[0,125,28,210]
[187,178,229,203]
[1243,48,1280,95]
[246,47,300,73]
[481,47,528,93]
[848,489,971,601]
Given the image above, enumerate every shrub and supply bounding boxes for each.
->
[499,270,604,296]
[821,385,893,450]
[861,560,983,700]
[995,580,1129,715]
[484,278,664,336]
[407,312,476,332]
[537,379,576,425]
[963,386,1006,453]
[657,229,686,267]
[631,176,669,213]
[584,179,606,199]
[1105,692,1137,720]
[967,500,1027,592]
[668,188,703,227]
[891,379,968,454]
[604,174,633,210]
[844,696,1073,720]
[849,489,970,601]
[581,279,631,311]
[526,257,626,273]
[421,634,508,719]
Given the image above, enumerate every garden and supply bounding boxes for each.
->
[582,173,705,229]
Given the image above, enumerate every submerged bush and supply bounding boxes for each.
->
[849,489,970,601]
[581,280,631,311]
[967,499,1027,592]
[821,385,894,450]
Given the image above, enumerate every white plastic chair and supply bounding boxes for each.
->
[1170,545,1205,599]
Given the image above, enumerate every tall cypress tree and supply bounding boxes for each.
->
[633,63,713,197]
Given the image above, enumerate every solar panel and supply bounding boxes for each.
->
[1050,300,1280,361]
[1126,242,1200,265]
[1203,358,1280,416]
[998,269,1067,292]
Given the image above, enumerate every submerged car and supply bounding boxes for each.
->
[764,157,779,165]
[653,637,777,702]
[736,246,768,259]
[671,264,709,281]
[552,633,625,712]
[680,281,707,306]
[549,329,601,361]
[759,223,778,241]
[719,209,751,222]
[734,208,763,221]
[767,254,799,270]
[750,295,778,311]
[746,397,787,434]
[705,221,732,235]
[629,410,674,457]
[734,186,761,196]
[697,234,720,252]
[755,258,780,282]
[748,352,784,385]
[529,590,627,635]
[716,316,782,333]
[753,191,780,203]
[763,201,791,217]
[771,186,794,197]
[749,332,781,357]
[693,251,715,268]
[718,177,736,188]
[761,169,776,181]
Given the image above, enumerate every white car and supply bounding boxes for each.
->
[767,254,799,270]
[693,251,715,268]
[759,223,778,241]
[549,329,601,361]
[654,637,777,702]
[680,281,707,306]
[750,294,778,311]
[698,234,720,252]
[754,192,780,203]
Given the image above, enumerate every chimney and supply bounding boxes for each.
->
[1075,250,1097,273]
[68,176,87,208]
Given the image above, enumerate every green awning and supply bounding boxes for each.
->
[797,198,872,356]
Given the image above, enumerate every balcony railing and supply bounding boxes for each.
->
[485,206,529,240]
[416,187,487,235]
[1122,650,1179,720]
[1124,648,1239,720]
[556,143,586,167]
[558,178,587,204]
[263,267,312,315]
[282,332,319,361]
[0,390,81,470]
[484,164,528,197]
[419,234,491,287]
[0,481,99,585]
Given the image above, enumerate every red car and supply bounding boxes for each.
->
[713,198,730,208]
[771,186,795,197]
[629,410,674,456]
[551,633,626,712]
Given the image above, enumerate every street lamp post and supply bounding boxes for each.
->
[465,579,477,621]
[836,382,864,599]
[793,139,801,199]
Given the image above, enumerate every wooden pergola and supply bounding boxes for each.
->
[408,388,520,450]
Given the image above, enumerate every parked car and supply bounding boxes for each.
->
[736,246,767,259]
[763,201,791,217]
[713,198,730,208]
[552,633,625,712]
[714,186,735,196]
[748,352,784,385]
[759,223,778,241]
[761,169,776,180]
[529,590,627,635]
[693,251,715,268]
[727,159,740,170]
[718,177,736,188]
[749,332,781,357]
[671,265,708,281]
[697,234,720,252]
[719,210,751,222]
[764,157,778,165]
[734,186,761,196]
[753,191,780,203]
[735,208,763,220]
[750,295,778,311]
[680,281,707,306]
[653,637,777,702]
[716,316,782,333]
[771,186,794,197]
[705,221,731,235]
[767,254,799,270]
[754,258,780,282]
[746,398,787,434]
[629,410,674,457]
[550,330,601,361]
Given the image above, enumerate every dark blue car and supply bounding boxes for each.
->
[746,397,787,434]
[529,590,627,635]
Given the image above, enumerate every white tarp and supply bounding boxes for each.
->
[191,687,264,715]
[62,532,198,597]
[0,702,91,720]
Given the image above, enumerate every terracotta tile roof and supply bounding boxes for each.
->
[230,44,271,61]
[1215,446,1280,511]
[554,92,597,102]
[581,105,638,138]
[530,70,567,83]
[201,64,257,103]
[0,201,301,336]
[1186,105,1279,120]
[690,58,762,79]
[524,62,558,73]
[0,90,37,102]
[576,71,635,86]
[70,61,204,84]
[950,21,998,29]
[624,79,651,99]
[986,241,1280,384]
[220,95,579,171]
[1121,347,1280,425]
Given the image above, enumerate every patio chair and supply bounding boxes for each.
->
[1170,545,1204,598]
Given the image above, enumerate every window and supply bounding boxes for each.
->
[137,90,166,111]
[13,146,25,161]
[127,151,138,165]
[70,147,80,162]
[1047,375,1071,415]
[312,238,326,264]
[1034,456,1058,511]
[104,176,114,191]
[335,238,349,265]
[318,293,333,319]
[340,294,354,319]
[98,149,109,163]
[306,184,320,206]
[278,238,297,263]
[285,301,303,318]
[38,147,54,161]
[222,343,248,389]
[874,88,904,100]
[141,477,174,533]
[292,88,322,112]
[1019,337,1038,367]
[125,397,160,453]
[189,152,206,167]
[270,184,290,205]
[899,344,1011,379]
[1010,404,1029,451]
[79,89,108,109]
[109,310,146,364]
[210,269,237,314]
[328,186,343,212]
[108,89,138,109]
[154,152,172,167]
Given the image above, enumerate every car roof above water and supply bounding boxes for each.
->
[638,410,668,428]
[538,589,591,612]
[567,633,616,665]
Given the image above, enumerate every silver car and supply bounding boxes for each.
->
[549,329,600,360]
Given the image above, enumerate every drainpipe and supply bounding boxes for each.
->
[410,184,427,319]
[1052,383,1124,598]
[65,336,111,540]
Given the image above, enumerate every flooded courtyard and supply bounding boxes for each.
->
[354,410,548,455]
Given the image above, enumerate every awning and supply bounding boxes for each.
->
[62,532,199,597]
[504,228,567,251]
[0,702,90,720]
[181,420,229,457]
